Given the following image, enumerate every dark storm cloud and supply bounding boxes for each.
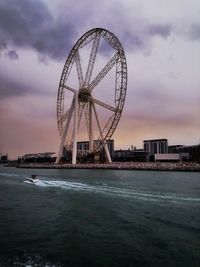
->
[0,0,51,45]
[33,22,75,60]
[0,0,175,60]
[5,50,19,60]
[0,0,75,60]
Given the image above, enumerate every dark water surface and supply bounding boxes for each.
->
[0,167,199,267]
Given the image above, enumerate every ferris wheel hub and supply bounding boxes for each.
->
[78,88,91,103]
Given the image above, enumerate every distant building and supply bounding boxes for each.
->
[19,152,56,163]
[144,139,168,156]
[169,144,200,163]
[113,149,148,162]
[168,145,184,153]
[0,153,8,164]
[143,139,193,162]
[77,139,114,157]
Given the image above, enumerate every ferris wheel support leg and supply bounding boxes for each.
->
[89,102,93,152]
[103,140,112,163]
[92,102,112,163]
[55,98,75,164]
[103,142,112,163]
[72,92,78,164]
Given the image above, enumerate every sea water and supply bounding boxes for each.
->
[0,167,199,267]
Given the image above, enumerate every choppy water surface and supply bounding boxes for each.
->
[0,167,199,267]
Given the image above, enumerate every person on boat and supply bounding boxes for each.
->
[31,174,37,179]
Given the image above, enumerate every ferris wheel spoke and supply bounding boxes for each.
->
[75,51,84,87]
[62,85,77,94]
[56,97,75,164]
[90,96,117,112]
[83,103,90,136]
[89,52,119,93]
[92,102,104,141]
[84,33,101,86]
[77,102,86,131]
[92,102,112,163]
[71,102,89,144]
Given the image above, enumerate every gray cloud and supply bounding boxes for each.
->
[0,0,75,60]
[0,39,6,51]
[121,31,146,52]
[146,24,171,38]
[0,0,198,64]
[116,23,172,53]
[5,50,19,60]
[188,24,200,40]
[172,20,200,42]
[97,6,172,54]
[0,0,175,61]
[0,75,28,98]
[0,74,52,99]
[0,73,35,99]
[33,22,75,60]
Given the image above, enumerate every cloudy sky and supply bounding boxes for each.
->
[0,0,200,159]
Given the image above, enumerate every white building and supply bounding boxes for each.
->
[144,139,168,155]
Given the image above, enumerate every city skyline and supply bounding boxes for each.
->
[0,0,200,159]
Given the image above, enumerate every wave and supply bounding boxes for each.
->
[25,179,200,204]
[0,253,61,267]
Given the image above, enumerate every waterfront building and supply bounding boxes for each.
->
[76,140,114,157]
[0,153,8,164]
[169,144,200,163]
[168,145,184,153]
[143,139,168,157]
[19,152,56,163]
[113,149,148,162]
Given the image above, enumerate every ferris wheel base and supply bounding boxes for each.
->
[55,148,112,165]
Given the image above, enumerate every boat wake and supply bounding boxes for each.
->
[31,179,200,204]
[0,172,199,204]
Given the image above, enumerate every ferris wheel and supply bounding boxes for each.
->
[56,28,127,164]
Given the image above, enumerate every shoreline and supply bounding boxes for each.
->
[14,162,200,172]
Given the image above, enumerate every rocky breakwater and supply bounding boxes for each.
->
[17,162,200,172]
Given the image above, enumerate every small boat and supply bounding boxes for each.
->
[26,175,39,183]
